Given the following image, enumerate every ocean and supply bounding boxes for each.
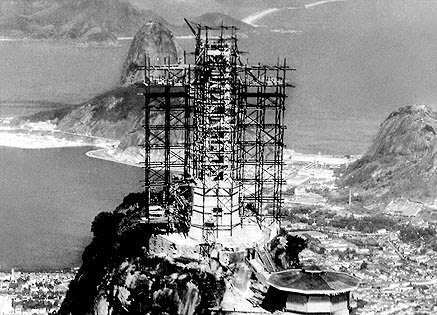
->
[4,20,437,155]
[0,146,143,270]
[0,40,129,114]
[1,0,437,268]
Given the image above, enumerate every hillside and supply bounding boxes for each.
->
[340,104,437,204]
[0,0,171,42]
[190,12,254,31]
[121,22,183,85]
[163,12,255,37]
[0,0,260,41]
[127,0,322,22]
[57,192,225,315]
[11,22,183,164]
[13,83,187,164]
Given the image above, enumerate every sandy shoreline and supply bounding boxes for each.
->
[0,129,131,162]
[0,132,97,149]
[0,129,359,168]
[0,128,145,167]
[86,148,143,168]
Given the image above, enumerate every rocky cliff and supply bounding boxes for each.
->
[120,22,183,86]
[57,193,226,315]
[340,104,437,204]
[0,0,171,42]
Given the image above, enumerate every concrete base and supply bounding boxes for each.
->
[188,222,275,250]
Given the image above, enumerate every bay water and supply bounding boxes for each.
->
[0,146,143,270]
[2,1,437,268]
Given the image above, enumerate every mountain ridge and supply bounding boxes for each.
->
[0,0,174,42]
[190,12,254,31]
[0,0,259,41]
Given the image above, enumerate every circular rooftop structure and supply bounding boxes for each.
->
[267,266,360,295]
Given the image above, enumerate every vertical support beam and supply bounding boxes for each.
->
[184,82,191,179]
[164,86,171,213]
[140,22,292,246]
[144,88,151,224]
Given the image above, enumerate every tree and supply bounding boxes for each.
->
[285,235,307,268]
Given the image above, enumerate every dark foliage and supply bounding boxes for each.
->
[261,287,287,312]
[399,226,437,251]
[269,234,307,270]
[285,235,308,268]
[58,188,222,315]
[330,215,397,233]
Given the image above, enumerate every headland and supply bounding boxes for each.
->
[0,120,144,167]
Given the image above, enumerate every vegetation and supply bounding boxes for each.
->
[0,0,159,42]
[329,215,397,233]
[270,233,307,270]
[399,226,437,251]
[339,105,437,204]
[285,235,308,268]
[58,190,223,315]
[284,202,437,251]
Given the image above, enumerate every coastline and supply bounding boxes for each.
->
[0,126,146,167]
[0,36,131,47]
[0,131,97,149]
[85,148,143,168]
[0,129,359,168]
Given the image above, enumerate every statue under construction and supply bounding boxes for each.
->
[140,21,292,246]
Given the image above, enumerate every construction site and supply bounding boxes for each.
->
[140,20,292,250]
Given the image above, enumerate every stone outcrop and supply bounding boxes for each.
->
[57,193,226,315]
[340,104,437,204]
[120,22,183,85]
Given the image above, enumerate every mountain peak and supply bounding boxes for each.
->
[340,104,437,204]
[120,22,183,85]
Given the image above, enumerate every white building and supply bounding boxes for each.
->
[266,266,360,315]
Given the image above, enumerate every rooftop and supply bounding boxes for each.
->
[267,266,360,295]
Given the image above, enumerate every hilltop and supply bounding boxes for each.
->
[57,193,225,315]
[191,12,254,31]
[0,0,257,41]
[120,22,183,85]
[0,0,172,42]
[10,22,183,165]
[339,104,437,205]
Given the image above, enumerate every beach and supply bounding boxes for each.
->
[0,131,95,149]
[0,129,359,169]
[86,148,143,168]
[0,128,142,167]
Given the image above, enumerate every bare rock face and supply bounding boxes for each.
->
[366,104,437,157]
[57,195,226,315]
[340,104,437,204]
[120,22,183,86]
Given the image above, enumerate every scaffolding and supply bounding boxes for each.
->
[140,21,293,245]
[236,63,289,226]
[139,63,191,229]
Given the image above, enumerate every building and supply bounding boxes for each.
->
[266,266,360,315]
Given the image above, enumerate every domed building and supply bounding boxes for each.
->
[265,266,360,315]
